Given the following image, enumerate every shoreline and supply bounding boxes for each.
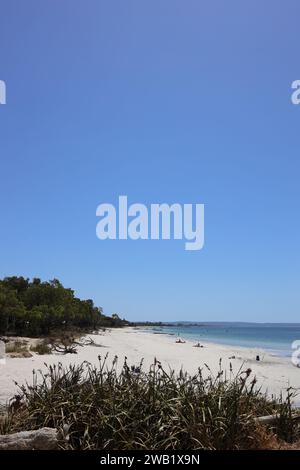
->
[1,326,300,405]
[142,326,295,359]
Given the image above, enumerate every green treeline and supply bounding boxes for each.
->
[0,276,128,336]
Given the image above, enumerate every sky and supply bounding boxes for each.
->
[0,1,299,322]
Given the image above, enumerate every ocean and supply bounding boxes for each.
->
[148,323,300,358]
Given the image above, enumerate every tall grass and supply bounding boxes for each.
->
[2,356,299,449]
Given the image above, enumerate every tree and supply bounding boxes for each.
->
[0,276,129,336]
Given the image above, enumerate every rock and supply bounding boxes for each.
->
[0,427,59,450]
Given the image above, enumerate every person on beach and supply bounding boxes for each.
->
[175,335,186,344]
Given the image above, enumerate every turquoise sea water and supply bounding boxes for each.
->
[148,323,300,358]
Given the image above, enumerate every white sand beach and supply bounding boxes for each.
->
[1,327,300,405]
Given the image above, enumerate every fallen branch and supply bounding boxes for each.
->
[74,337,103,347]
[52,343,77,354]
[256,412,300,425]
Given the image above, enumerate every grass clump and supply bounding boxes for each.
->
[2,356,299,450]
[30,340,52,355]
[5,340,32,357]
[5,341,27,354]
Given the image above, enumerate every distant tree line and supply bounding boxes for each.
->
[0,276,129,336]
[132,321,169,327]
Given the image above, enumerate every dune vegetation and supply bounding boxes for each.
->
[1,356,299,450]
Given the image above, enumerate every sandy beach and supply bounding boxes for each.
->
[1,327,300,405]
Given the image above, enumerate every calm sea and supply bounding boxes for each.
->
[148,323,300,357]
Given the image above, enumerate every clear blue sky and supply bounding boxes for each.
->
[0,1,299,322]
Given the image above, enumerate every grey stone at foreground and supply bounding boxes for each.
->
[0,427,58,450]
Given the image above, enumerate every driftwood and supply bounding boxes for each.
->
[256,412,300,425]
[74,337,103,348]
[52,343,77,354]
[83,337,103,347]
[51,335,103,354]
[74,337,93,347]
[0,427,59,450]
